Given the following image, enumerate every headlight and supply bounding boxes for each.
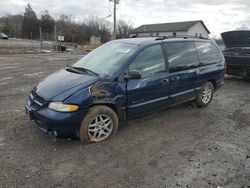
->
[48,102,79,112]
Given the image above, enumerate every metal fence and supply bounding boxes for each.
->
[0,32,54,50]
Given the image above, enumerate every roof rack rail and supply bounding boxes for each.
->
[155,36,168,40]
[155,35,209,40]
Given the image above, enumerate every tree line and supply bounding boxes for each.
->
[0,4,134,44]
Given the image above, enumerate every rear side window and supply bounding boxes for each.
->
[195,42,222,66]
[129,45,166,78]
[165,41,199,73]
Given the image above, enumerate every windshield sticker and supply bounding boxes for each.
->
[116,48,131,53]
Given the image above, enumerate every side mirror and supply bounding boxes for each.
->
[124,70,142,80]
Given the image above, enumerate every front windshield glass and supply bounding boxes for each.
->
[73,42,138,76]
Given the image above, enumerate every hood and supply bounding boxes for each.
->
[221,30,250,48]
[34,68,100,101]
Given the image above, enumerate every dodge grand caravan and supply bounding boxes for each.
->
[25,37,225,142]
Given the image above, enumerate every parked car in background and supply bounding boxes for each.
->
[25,37,225,142]
[221,30,250,78]
[0,33,8,39]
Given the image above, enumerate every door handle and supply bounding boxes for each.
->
[171,77,180,81]
[161,79,169,84]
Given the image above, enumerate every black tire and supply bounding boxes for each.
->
[79,105,119,142]
[195,82,214,108]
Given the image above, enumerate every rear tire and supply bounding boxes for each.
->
[195,82,214,108]
[79,105,119,143]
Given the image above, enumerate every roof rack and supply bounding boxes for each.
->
[155,35,209,40]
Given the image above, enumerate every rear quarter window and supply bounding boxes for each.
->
[195,42,223,66]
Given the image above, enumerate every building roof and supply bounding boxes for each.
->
[130,20,210,34]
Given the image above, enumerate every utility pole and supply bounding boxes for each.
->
[110,0,119,39]
[114,0,117,39]
[54,24,58,52]
[30,32,33,48]
[39,26,43,49]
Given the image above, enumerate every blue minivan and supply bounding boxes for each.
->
[25,37,225,142]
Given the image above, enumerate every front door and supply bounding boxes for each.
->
[126,44,170,117]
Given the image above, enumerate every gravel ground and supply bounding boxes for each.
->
[0,53,249,188]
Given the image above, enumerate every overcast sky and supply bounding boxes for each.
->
[1,0,250,37]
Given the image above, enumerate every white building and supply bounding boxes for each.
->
[130,20,210,38]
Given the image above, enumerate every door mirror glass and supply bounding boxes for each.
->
[124,70,142,80]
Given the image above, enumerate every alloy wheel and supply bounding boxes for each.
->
[88,114,113,141]
[201,85,212,104]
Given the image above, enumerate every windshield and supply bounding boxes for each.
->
[73,42,138,76]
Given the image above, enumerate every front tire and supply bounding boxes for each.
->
[79,105,119,142]
[195,82,214,107]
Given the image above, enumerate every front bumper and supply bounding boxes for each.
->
[25,105,89,138]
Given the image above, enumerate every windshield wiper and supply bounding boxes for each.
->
[73,66,99,76]
[66,65,98,76]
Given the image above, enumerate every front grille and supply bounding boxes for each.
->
[28,91,45,111]
[225,56,250,76]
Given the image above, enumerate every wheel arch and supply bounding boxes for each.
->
[91,102,126,122]
[208,79,216,90]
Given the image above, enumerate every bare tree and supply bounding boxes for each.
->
[117,20,133,39]
[0,14,23,38]
[84,16,112,43]
[0,6,134,44]
[57,14,75,42]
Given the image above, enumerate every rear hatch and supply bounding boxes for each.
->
[221,30,250,48]
[221,30,250,76]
